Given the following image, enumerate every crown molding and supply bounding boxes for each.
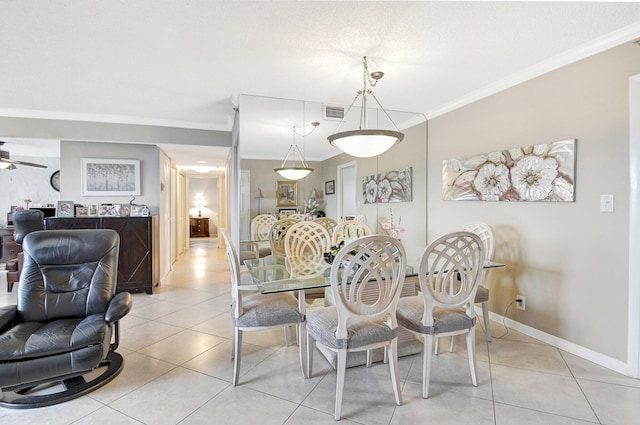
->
[0,108,230,132]
[426,22,640,120]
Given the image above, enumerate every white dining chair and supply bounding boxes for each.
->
[313,217,338,239]
[331,219,371,246]
[269,218,299,258]
[221,229,306,385]
[435,222,495,354]
[396,231,484,398]
[250,213,277,257]
[305,235,405,420]
[284,221,331,304]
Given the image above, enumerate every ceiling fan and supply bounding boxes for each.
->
[0,141,47,169]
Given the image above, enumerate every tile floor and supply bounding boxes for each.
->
[2,237,640,424]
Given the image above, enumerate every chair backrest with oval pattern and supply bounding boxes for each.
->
[313,217,338,237]
[251,214,277,242]
[418,231,485,326]
[285,221,331,258]
[269,218,299,257]
[332,220,371,246]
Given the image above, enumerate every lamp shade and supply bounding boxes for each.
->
[255,188,264,198]
[274,167,313,180]
[328,129,404,158]
[328,56,404,158]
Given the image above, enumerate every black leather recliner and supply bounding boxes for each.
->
[6,209,45,292]
[0,229,132,408]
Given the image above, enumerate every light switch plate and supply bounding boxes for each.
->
[600,194,614,212]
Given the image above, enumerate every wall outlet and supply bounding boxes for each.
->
[516,295,526,311]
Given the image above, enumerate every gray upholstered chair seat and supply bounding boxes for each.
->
[306,306,397,350]
[232,292,304,328]
[475,285,489,303]
[396,295,476,335]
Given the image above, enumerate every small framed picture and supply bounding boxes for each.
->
[325,180,335,195]
[130,205,143,217]
[57,201,74,217]
[119,204,131,217]
[276,181,297,207]
[88,204,99,216]
[130,205,150,217]
[99,204,118,217]
[75,206,89,217]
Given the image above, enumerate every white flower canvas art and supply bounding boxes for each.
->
[363,167,412,204]
[442,139,576,202]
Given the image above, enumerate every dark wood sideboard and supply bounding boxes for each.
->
[190,217,209,237]
[45,216,159,294]
[0,228,20,262]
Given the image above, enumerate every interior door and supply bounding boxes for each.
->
[337,161,357,221]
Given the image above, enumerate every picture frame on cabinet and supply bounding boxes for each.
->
[57,201,74,217]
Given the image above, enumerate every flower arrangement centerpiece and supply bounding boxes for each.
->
[381,208,405,239]
[304,198,320,217]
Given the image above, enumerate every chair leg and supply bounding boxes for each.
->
[423,335,433,398]
[434,336,440,355]
[449,336,455,353]
[366,349,372,367]
[298,322,307,378]
[232,327,242,386]
[284,326,291,346]
[305,331,313,378]
[466,327,478,387]
[388,338,402,406]
[334,349,347,420]
[482,301,492,341]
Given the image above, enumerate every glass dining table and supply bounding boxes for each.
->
[244,254,506,365]
[244,255,505,294]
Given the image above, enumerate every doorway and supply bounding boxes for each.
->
[337,161,357,221]
[187,175,221,240]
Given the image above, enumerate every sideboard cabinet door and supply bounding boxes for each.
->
[45,217,158,294]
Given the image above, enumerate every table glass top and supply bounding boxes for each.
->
[244,255,505,294]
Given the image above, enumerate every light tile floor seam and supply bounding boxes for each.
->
[558,349,604,424]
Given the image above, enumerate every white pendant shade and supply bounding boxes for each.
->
[0,162,11,169]
[328,129,404,158]
[274,122,318,181]
[327,56,404,158]
[275,167,313,180]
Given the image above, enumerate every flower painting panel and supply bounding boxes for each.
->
[442,139,576,202]
[362,167,412,204]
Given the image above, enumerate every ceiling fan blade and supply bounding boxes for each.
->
[2,158,48,168]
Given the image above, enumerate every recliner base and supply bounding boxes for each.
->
[0,350,124,409]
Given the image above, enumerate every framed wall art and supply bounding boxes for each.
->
[362,167,412,204]
[325,180,335,195]
[276,181,297,207]
[442,139,576,202]
[81,158,141,196]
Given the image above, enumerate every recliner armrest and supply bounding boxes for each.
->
[105,292,132,324]
[0,305,17,332]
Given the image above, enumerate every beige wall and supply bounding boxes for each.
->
[60,141,161,214]
[428,42,640,362]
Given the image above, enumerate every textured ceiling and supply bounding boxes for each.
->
[1,1,640,169]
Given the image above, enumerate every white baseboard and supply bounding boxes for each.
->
[482,308,632,377]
